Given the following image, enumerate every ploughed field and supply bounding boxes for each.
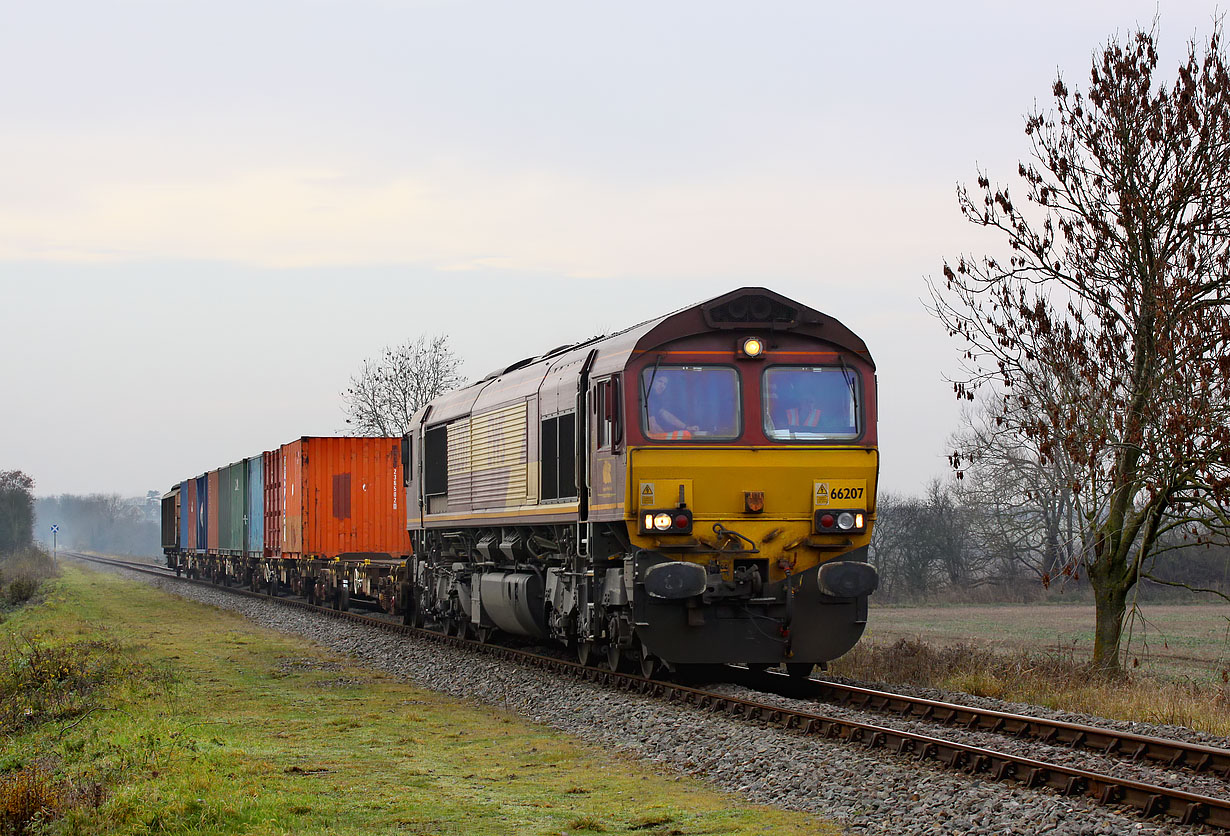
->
[863,601,1230,682]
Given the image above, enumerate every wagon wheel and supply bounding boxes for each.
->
[576,641,595,667]
[400,582,415,626]
[476,626,495,644]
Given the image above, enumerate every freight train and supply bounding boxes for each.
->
[162,287,879,677]
[160,437,411,612]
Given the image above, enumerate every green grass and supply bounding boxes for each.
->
[2,566,839,835]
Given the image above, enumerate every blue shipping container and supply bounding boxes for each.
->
[179,479,191,550]
[195,474,208,554]
[246,455,264,555]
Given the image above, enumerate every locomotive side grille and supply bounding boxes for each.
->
[470,402,529,509]
[446,418,473,508]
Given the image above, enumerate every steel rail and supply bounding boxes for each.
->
[741,669,1230,780]
[70,552,1230,831]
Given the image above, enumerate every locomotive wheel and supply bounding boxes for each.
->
[634,636,659,679]
[785,662,815,680]
[576,641,595,667]
[604,641,624,672]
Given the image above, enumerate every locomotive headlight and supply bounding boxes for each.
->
[653,513,673,531]
[836,512,856,530]
[738,337,765,359]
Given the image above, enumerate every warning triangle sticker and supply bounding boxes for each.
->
[640,483,655,505]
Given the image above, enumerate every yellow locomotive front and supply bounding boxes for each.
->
[597,290,879,672]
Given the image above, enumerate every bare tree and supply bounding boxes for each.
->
[928,24,1230,671]
[952,393,1080,588]
[342,334,467,437]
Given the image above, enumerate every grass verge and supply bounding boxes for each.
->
[2,565,839,836]
[829,636,1230,737]
[0,547,57,612]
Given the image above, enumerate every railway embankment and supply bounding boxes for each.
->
[1,565,836,835]
[77,557,1219,836]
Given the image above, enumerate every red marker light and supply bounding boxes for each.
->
[675,514,690,529]
[820,513,835,528]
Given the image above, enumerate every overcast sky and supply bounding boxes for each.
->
[0,0,1218,501]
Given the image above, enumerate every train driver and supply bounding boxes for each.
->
[766,380,823,436]
[647,375,698,438]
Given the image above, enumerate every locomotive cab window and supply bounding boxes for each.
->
[640,366,740,441]
[763,366,860,441]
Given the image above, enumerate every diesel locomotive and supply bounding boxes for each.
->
[404,287,879,676]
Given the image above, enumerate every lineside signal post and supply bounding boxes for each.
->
[51,524,58,565]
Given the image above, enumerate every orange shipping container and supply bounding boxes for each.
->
[280,437,411,559]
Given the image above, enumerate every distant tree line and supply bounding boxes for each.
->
[34,493,160,557]
[870,473,1230,604]
[0,470,36,555]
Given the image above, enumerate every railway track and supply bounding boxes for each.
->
[740,669,1230,779]
[70,552,1230,832]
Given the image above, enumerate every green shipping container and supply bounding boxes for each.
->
[217,460,247,554]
